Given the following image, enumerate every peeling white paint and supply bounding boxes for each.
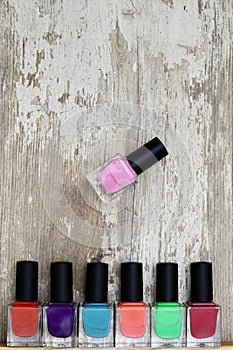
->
[11,0,214,144]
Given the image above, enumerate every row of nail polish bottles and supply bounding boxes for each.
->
[7,261,221,348]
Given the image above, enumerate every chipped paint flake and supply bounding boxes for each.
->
[43,30,61,45]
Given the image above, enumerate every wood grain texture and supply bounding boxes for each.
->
[0,0,232,343]
[0,346,230,350]
[0,346,229,350]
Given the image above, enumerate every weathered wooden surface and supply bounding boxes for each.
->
[0,0,232,343]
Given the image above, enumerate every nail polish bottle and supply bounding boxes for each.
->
[7,261,42,346]
[115,262,150,347]
[186,262,221,347]
[43,262,78,347]
[151,263,186,347]
[79,262,114,347]
[87,137,168,202]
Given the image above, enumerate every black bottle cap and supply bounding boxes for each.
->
[85,262,108,303]
[121,262,143,302]
[50,262,73,302]
[156,262,178,302]
[190,262,213,302]
[15,261,38,301]
[126,137,168,175]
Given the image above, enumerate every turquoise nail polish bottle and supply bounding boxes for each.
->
[78,263,114,347]
[82,303,112,338]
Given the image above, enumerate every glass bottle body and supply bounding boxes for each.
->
[186,302,221,347]
[79,302,114,347]
[115,302,150,347]
[86,154,137,202]
[151,302,186,347]
[7,301,42,346]
[43,302,78,347]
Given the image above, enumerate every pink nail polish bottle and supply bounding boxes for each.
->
[86,137,168,202]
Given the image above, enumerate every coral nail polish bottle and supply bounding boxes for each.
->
[7,261,42,346]
[115,262,150,347]
[87,137,168,202]
[151,263,186,347]
[186,262,221,347]
[43,262,78,347]
[79,262,114,347]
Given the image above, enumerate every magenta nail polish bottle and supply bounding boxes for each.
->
[186,262,221,347]
[43,262,78,347]
[86,137,168,202]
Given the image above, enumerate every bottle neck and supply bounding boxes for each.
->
[13,300,40,306]
[126,146,158,175]
[153,301,180,307]
[50,300,73,305]
[118,301,146,307]
[84,302,109,306]
[188,301,216,307]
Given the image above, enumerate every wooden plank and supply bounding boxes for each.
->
[0,0,232,344]
[0,343,233,350]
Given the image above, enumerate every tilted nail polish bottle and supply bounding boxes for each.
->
[87,137,168,202]
[186,262,221,347]
[7,261,42,346]
[115,262,150,347]
[151,263,186,347]
[79,262,114,347]
[43,262,78,347]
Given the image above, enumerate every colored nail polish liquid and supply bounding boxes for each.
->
[151,263,186,347]
[43,262,78,347]
[79,262,114,347]
[87,137,168,202]
[115,262,150,347]
[186,262,221,347]
[7,261,42,346]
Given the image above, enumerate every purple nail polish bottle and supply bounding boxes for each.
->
[43,262,78,347]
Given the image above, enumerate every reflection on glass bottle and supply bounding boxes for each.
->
[43,262,77,347]
[151,263,186,347]
[7,261,42,346]
[115,262,150,347]
[79,262,114,347]
[87,137,168,202]
[186,262,221,347]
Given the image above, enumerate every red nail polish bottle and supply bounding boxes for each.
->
[115,262,150,347]
[186,262,221,347]
[7,261,42,346]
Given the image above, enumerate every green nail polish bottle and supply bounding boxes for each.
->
[151,263,186,347]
